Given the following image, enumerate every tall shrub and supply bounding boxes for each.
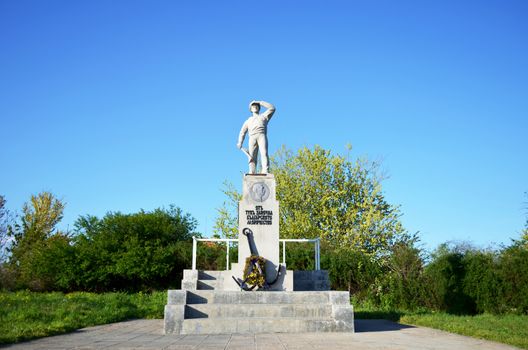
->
[424,244,476,314]
[463,250,502,313]
[379,240,427,310]
[497,241,528,313]
[73,206,196,292]
[323,246,382,298]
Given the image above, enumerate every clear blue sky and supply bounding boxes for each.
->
[1,1,527,251]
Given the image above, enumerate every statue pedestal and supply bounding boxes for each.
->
[237,174,280,282]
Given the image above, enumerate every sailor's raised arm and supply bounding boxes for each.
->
[259,100,276,120]
[237,120,248,148]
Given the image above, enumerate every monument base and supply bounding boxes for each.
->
[164,269,354,334]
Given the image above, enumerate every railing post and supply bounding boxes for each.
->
[226,241,230,271]
[192,236,197,270]
[282,240,286,266]
[314,239,317,270]
[316,238,320,270]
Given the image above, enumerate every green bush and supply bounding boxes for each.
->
[377,242,428,310]
[498,242,528,313]
[71,206,196,292]
[6,233,77,292]
[0,264,16,291]
[419,240,528,315]
[463,250,502,313]
[424,244,476,314]
[196,241,232,271]
[285,243,317,271]
[323,247,382,299]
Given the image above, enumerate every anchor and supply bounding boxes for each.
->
[232,227,283,291]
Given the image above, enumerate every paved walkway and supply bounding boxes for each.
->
[1,319,519,350]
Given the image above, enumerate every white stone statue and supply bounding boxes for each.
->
[237,100,276,174]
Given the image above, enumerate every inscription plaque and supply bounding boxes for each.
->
[245,205,273,225]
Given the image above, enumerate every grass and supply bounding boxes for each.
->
[356,307,528,349]
[400,313,528,350]
[2,292,527,349]
[0,291,166,344]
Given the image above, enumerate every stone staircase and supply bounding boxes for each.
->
[182,270,228,291]
[195,270,224,290]
[164,270,354,334]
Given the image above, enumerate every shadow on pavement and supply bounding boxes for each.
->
[354,319,415,333]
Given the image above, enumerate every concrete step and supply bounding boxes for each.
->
[181,317,353,334]
[198,270,223,280]
[175,290,349,305]
[184,303,333,319]
[196,280,222,290]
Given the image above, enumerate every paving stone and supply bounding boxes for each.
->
[1,319,521,350]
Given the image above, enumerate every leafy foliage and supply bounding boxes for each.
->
[377,238,429,310]
[196,241,237,271]
[0,195,10,263]
[273,146,405,253]
[213,182,241,239]
[214,145,406,255]
[1,190,240,292]
[424,243,477,314]
[463,250,502,313]
[213,146,528,316]
[497,241,528,313]
[2,180,526,322]
[72,206,196,292]
[6,192,70,291]
[324,246,381,297]
[318,227,528,317]
[284,243,318,270]
[0,195,14,290]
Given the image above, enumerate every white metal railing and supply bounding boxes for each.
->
[192,237,238,270]
[280,238,321,270]
[191,236,321,271]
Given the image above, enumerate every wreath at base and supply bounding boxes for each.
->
[243,255,266,288]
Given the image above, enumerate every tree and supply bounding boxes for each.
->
[0,195,11,263]
[521,192,528,245]
[9,192,65,243]
[0,195,16,290]
[213,182,241,239]
[215,145,406,255]
[7,192,69,290]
